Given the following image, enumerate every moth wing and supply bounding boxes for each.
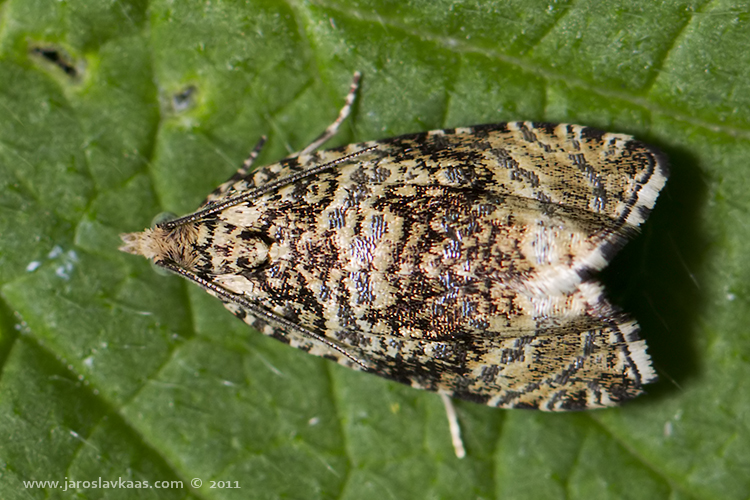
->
[205,121,667,279]
[364,122,668,280]
[221,295,652,410]
[363,317,652,411]
[194,121,668,410]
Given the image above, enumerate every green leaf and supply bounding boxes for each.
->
[1,0,748,499]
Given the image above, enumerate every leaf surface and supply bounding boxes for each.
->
[0,1,748,499]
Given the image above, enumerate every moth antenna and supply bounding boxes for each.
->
[294,71,362,157]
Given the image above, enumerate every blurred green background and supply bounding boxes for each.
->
[0,0,748,498]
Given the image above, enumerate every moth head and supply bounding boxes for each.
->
[119,223,199,270]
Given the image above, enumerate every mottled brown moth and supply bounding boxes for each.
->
[121,73,667,413]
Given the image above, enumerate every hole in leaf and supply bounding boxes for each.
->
[30,45,79,78]
[172,86,197,112]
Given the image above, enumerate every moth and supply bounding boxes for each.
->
[121,73,667,411]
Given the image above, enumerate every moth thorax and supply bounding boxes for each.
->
[205,220,270,270]
[238,238,269,268]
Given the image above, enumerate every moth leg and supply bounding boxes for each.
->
[293,71,361,157]
[440,392,466,459]
[202,72,359,205]
[237,135,269,178]
[202,135,267,204]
